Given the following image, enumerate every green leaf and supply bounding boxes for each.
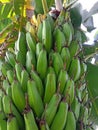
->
[70,4,82,28]
[86,63,98,125]
[83,44,96,56]
[13,0,25,15]
[0,2,13,19]
[34,0,54,14]
[1,3,12,18]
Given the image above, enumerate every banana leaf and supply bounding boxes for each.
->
[86,63,98,125]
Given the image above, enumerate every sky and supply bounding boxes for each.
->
[79,0,98,45]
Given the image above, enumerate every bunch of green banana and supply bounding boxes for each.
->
[0,0,92,129]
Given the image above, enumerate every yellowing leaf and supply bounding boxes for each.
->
[0,0,10,3]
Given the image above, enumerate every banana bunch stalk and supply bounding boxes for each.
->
[0,0,93,130]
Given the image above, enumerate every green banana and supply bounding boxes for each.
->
[2,95,24,130]
[68,21,74,35]
[26,50,36,72]
[27,80,44,117]
[44,93,61,126]
[3,80,12,97]
[61,47,71,70]
[69,40,79,58]
[11,80,26,113]
[46,14,54,32]
[5,51,15,67]
[20,69,29,92]
[68,57,81,81]
[63,79,74,104]
[39,120,46,130]
[30,70,44,97]
[6,70,14,84]
[1,62,12,77]
[42,19,52,53]
[47,66,55,75]
[62,22,73,46]
[71,97,80,120]
[15,31,27,66]
[24,108,38,130]
[16,51,26,67]
[0,111,7,130]
[15,62,23,82]
[83,107,89,126]
[36,42,43,59]
[26,32,36,53]
[37,49,48,79]
[57,69,69,93]
[15,31,27,53]
[81,88,88,104]
[53,27,66,52]
[50,101,68,130]
[0,96,3,111]
[0,90,4,97]
[64,111,76,130]
[52,52,64,76]
[80,62,87,76]
[76,87,82,103]
[39,119,50,130]
[79,105,85,120]
[37,23,43,42]
[79,105,89,127]
[7,115,19,130]
[44,73,56,104]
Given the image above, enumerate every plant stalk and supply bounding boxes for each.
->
[42,0,48,14]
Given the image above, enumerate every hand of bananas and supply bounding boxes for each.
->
[0,0,93,130]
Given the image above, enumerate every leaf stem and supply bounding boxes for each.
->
[85,50,98,62]
[42,0,48,14]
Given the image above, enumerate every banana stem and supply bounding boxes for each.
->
[55,0,63,11]
[42,0,48,14]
